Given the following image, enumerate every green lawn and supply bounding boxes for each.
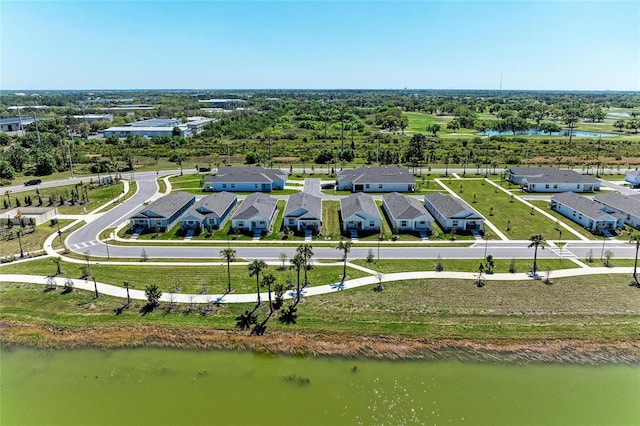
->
[352,258,580,274]
[0,258,368,295]
[1,219,74,258]
[405,112,450,134]
[441,179,571,240]
[321,200,342,240]
[2,273,638,342]
[528,200,596,240]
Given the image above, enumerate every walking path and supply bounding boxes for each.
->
[1,265,634,304]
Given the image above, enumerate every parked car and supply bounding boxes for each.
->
[321,183,335,189]
[24,179,42,186]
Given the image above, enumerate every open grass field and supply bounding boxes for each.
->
[2,273,638,342]
[0,182,126,215]
[0,258,367,295]
[1,219,74,258]
[405,112,450,134]
[441,179,573,240]
[352,258,580,274]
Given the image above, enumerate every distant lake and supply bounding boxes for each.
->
[479,128,619,137]
[1,347,639,426]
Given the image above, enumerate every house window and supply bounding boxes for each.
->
[573,211,576,217]
[289,219,295,225]
[401,221,407,227]
[578,214,582,220]
[366,184,370,189]
[577,184,581,189]
[545,184,549,189]
[255,184,258,188]
[231,184,235,189]
[419,221,425,224]
[452,220,459,226]
[369,221,375,227]
[553,184,558,189]
[237,221,244,227]
[222,184,227,188]
[260,221,265,225]
[379,184,383,189]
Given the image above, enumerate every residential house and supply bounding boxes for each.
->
[594,192,640,229]
[203,166,288,192]
[625,170,640,188]
[505,167,600,193]
[382,192,433,233]
[129,192,196,232]
[231,192,278,234]
[179,192,237,230]
[549,192,624,233]
[423,193,485,232]
[283,192,322,235]
[339,193,382,233]
[336,167,416,192]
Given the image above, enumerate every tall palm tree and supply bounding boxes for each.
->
[336,240,352,281]
[290,252,305,303]
[220,247,236,293]
[248,259,267,305]
[630,231,640,286]
[260,272,276,314]
[296,243,314,287]
[528,234,546,276]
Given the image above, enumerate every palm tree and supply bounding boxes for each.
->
[144,284,162,307]
[290,252,305,303]
[336,240,352,281]
[630,231,640,286]
[296,243,314,287]
[123,281,131,305]
[248,259,267,305]
[260,272,276,314]
[13,226,24,258]
[51,256,62,275]
[220,247,236,293]
[236,310,257,330]
[528,234,546,276]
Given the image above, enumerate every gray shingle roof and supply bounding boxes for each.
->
[185,192,237,220]
[131,192,195,219]
[594,192,640,217]
[383,192,433,221]
[551,192,623,220]
[284,192,322,220]
[338,167,416,185]
[205,166,287,184]
[340,193,381,219]
[423,193,484,220]
[233,192,278,220]
[508,167,598,184]
[626,170,640,178]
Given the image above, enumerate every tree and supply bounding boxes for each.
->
[290,252,305,303]
[248,259,267,305]
[613,119,626,132]
[630,232,640,286]
[404,133,426,164]
[144,283,162,307]
[51,256,62,275]
[13,227,24,258]
[169,151,186,176]
[260,272,276,314]
[123,281,132,305]
[484,255,495,274]
[336,240,352,281]
[296,243,314,287]
[603,249,614,267]
[34,151,56,176]
[279,251,288,270]
[426,123,441,137]
[220,247,236,293]
[528,234,546,277]
[0,160,14,181]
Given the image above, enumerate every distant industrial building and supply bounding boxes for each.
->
[102,117,214,138]
[0,116,49,132]
[198,99,245,108]
[72,114,113,123]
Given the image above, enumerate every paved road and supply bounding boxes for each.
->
[56,168,636,261]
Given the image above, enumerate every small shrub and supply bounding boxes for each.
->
[434,255,444,272]
[366,248,374,263]
[508,257,517,273]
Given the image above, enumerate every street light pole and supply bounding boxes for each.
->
[105,233,110,260]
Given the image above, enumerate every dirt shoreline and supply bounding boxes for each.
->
[1,320,639,365]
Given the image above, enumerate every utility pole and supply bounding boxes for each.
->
[81,101,89,142]
[67,129,75,177]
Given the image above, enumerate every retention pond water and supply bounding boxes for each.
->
[1,347,638,425]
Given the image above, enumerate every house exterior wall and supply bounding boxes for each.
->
[549,200,619,232]
[232,210,276,232]
[522,180,599,193]
[341,213,380,231]
[381,203,432,232]
[423,199,483,232]
[338,181,412,193]
[130,198,195,231]
[284,216,321,233]
[205,182,273,192]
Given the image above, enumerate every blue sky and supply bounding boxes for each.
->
[1,1,639,90]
